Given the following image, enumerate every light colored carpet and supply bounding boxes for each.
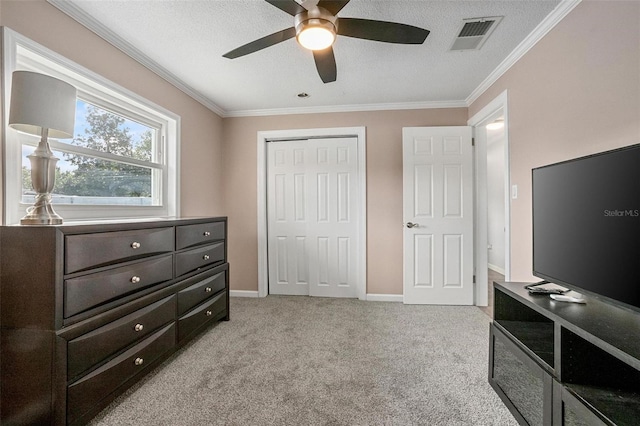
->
[89,296,517,425]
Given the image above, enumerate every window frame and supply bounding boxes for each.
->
[2,27,180,225]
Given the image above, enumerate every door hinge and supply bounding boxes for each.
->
[473,275,476,284]
[472,138,475,146]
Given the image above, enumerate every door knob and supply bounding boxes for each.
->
[406,222,419,228]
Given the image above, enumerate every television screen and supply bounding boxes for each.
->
[532,144,640,310]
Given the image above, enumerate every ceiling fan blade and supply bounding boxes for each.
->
[264,0,306,16]
[313,47,337,83]
[337,18,429,44]
[223,27,296,59]
[316,0,350,15]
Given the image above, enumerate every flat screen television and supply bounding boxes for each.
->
[532,143,640,311]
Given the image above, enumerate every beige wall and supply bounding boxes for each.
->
[222,109,468,293]
[0,0,225,218]
[469,0,640,282]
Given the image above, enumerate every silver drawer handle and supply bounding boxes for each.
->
[131,276,141,284]
[203,254,210,260]
[131,241,141,249]
[134,323,144,332]
[206,310,212,316]
[205,287,212,293]
[203,231,211,236]
[134,357,144,366]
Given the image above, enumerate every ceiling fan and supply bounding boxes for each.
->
[222,0,430,83]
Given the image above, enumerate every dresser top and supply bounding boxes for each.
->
[2,216,226,234]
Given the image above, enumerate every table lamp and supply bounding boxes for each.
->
[9,70,77,225]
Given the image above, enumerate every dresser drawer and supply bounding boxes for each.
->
[175,242,224,277]
[176,221,225,250]
[178,269,226,316]
[67,322,176,425]
[67,295,176,380]
[64,255,174,318]
[178,291,226,342]
[65,227,174,274]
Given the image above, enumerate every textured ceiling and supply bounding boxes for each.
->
[54,0,563,116]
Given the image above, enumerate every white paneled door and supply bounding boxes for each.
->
[402,127,474,304]
[267,137,359,298]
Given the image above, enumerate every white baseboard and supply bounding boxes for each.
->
[366,293,403,303]
[230,291,403,302]
[229,290,260,298]
[488,263,506,275]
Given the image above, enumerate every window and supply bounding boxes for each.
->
[21,100,161,206]
[2,28,179,224]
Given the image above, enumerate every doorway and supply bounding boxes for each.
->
[486,118,507,277]
[257,127,367,299]
[469,90,511,308]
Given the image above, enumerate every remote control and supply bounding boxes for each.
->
[550,293,586,304]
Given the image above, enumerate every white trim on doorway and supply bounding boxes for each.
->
[468,90,511,306]
[257,127,367,300]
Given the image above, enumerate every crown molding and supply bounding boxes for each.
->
[49,0,579,117]
[465,0,582,106]
[47,0,226,116]
[46,0,463,118]
[223,99,467,118]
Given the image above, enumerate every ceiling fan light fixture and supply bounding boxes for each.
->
[224,1,430,84]
[294,8,337,51]
[297,23,336,50]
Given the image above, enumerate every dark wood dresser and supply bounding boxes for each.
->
[0,217,229,425]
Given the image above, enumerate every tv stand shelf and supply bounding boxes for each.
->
[489,281,640,425]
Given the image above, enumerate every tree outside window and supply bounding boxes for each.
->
[22,100,158,204]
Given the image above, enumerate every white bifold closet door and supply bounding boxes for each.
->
[267,137,359,298]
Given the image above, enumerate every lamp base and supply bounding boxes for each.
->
[21,195,63,225]
[22,136,64,225]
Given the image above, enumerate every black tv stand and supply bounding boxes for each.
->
[489,281,640,425]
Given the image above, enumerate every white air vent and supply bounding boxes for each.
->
[450,17,503,51]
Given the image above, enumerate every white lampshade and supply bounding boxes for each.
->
[9,70,77,139]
